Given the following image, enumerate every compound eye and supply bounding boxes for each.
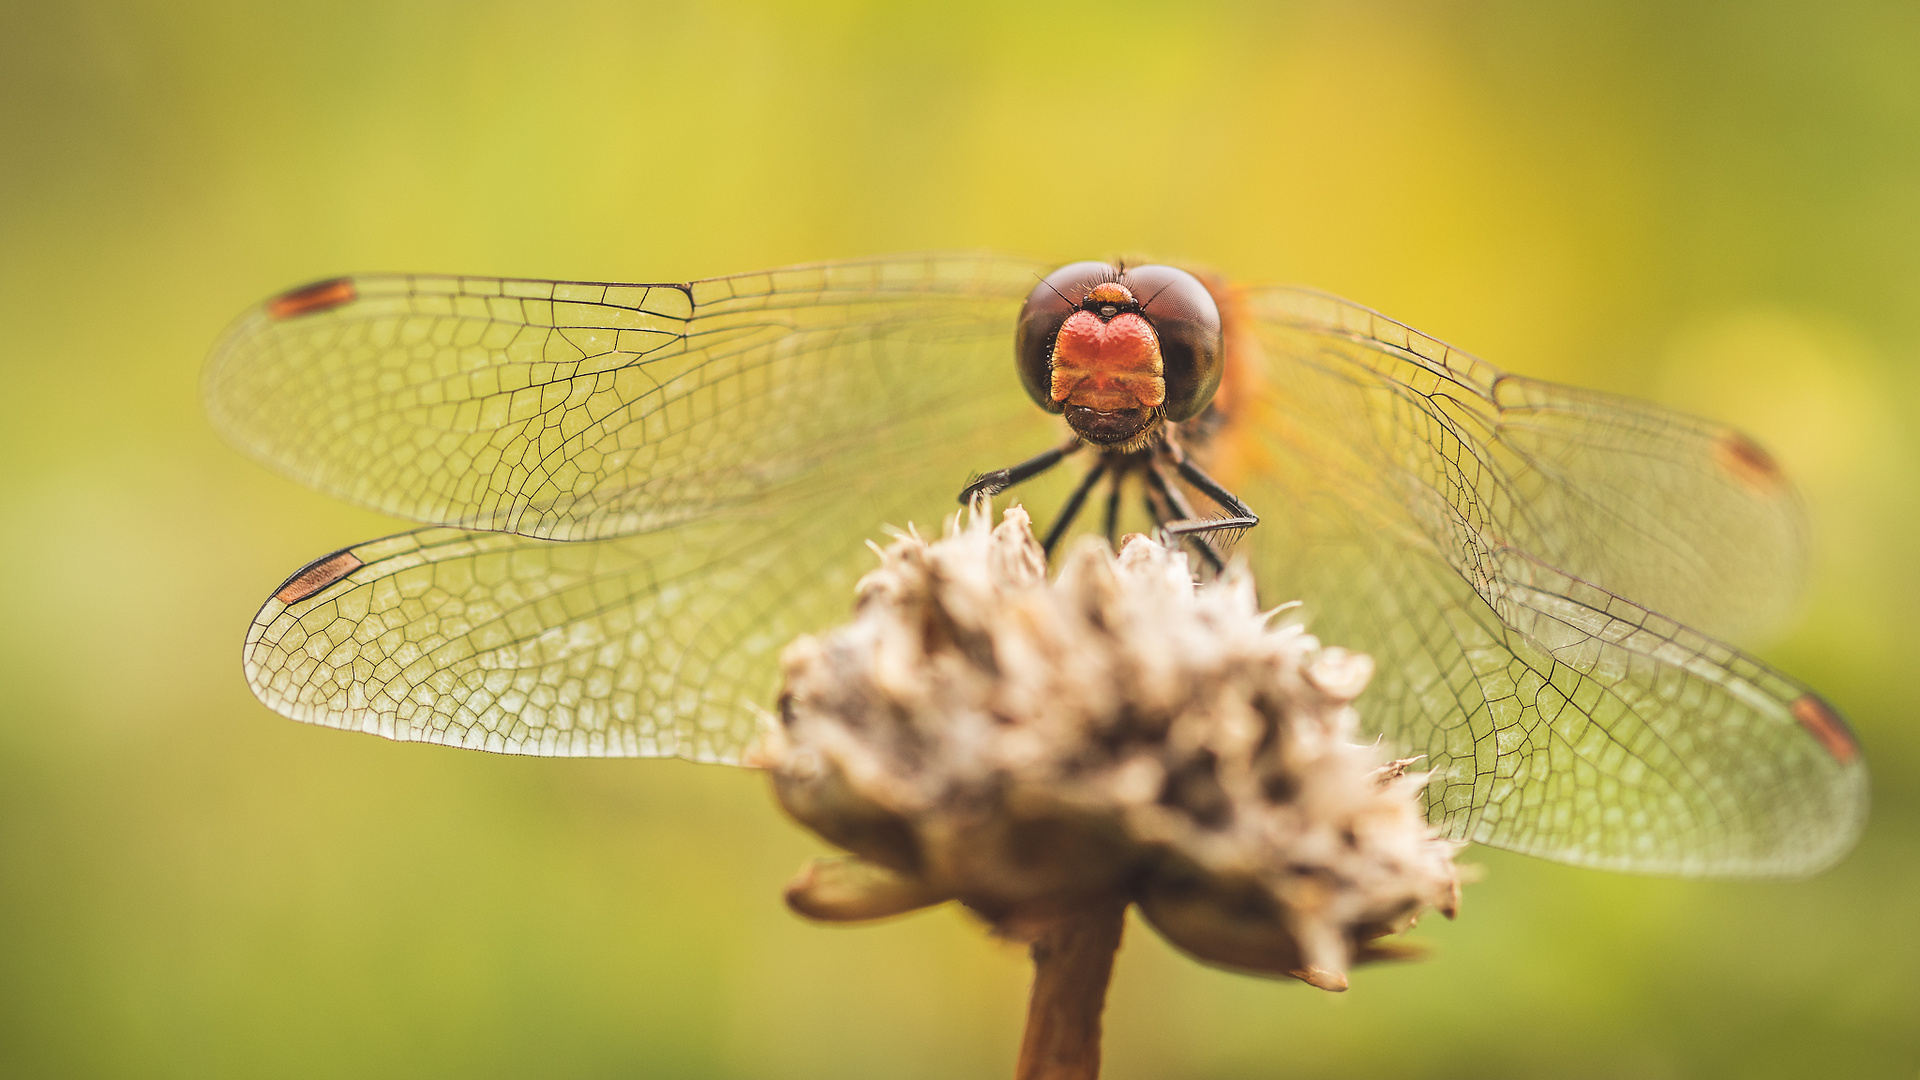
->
[1122,265,1222,422]
[1015,261,1118,412]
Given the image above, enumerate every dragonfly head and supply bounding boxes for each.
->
[1017,262,1224,446]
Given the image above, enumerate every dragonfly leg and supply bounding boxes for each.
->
[1140,488,1170,534]
[958,436,1083,505]
[1041,458,1111,556]
[1142,462,1227,573]
[1102,469,1124,549]
[1168,453,1259,527]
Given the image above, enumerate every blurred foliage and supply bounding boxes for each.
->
[2,0,1917,1077]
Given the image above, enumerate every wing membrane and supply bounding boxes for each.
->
[246,515,852,763]
[207,254,1048,540]
[220,255,1058,763]
[1221,285,1866,875]
[1239,287,1809,641]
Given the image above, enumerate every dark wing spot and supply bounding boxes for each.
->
[273,548,365,604]
[267,278,357,320]
[1789,693,1860,765]
[1712,431,1787,495]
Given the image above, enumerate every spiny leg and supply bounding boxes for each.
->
[959,436,1083,505]
[1042,458,1110,556]
[1139,482,1226,573]
[1169,454,1259,528]
[1136,455,1228,572]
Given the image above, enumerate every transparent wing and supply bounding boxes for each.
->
[207,254,1049,539]
[221,255,1058,763]
[1217,285,1867,877]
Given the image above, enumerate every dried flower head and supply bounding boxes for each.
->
[762,507,1462,992]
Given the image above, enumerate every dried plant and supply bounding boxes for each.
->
[759,507,1463,1079]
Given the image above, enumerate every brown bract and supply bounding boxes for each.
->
[763,507,1462,993]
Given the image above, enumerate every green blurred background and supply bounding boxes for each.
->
[3,1,1916,1076]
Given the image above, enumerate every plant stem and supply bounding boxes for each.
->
[1015,903,1127,1080]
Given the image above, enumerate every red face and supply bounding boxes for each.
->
[1015,262,1223,446]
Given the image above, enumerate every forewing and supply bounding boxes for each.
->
[1219,286,1866,876]
[243,356,1056,763]
[207,255,1048,539]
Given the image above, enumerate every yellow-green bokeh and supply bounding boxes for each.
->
[3,1,1917,1076]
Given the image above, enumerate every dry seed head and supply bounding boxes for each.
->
[767,506,1462,989]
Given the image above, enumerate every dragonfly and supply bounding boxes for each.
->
[205,253,1868,879]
